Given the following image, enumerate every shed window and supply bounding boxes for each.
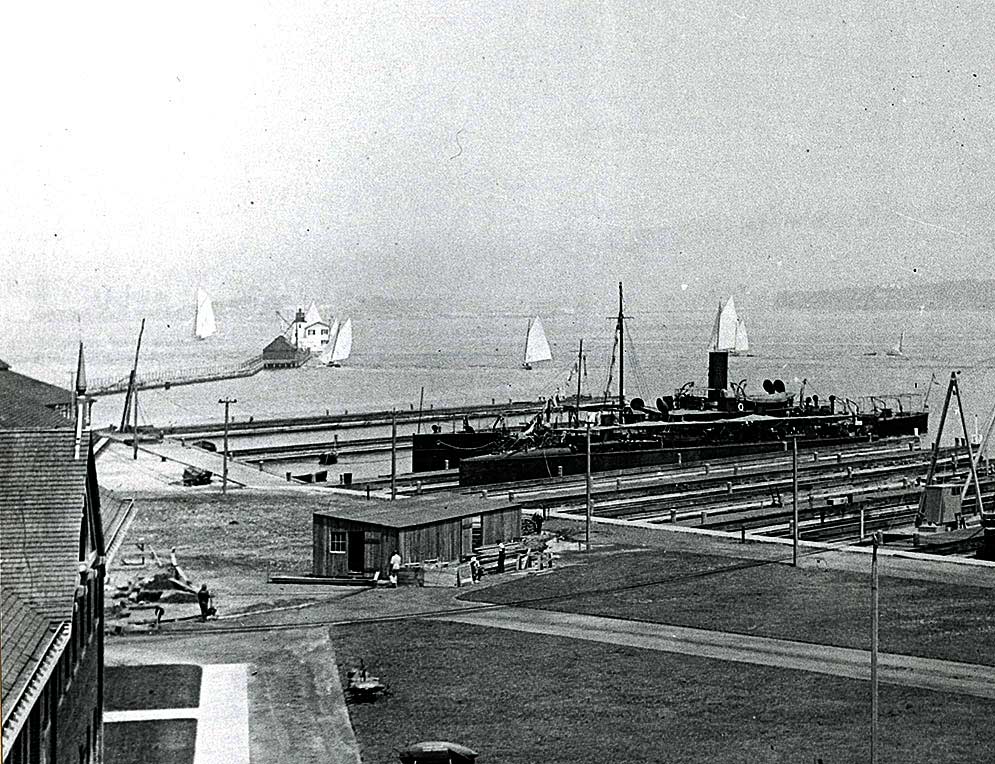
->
[328,531,347,553]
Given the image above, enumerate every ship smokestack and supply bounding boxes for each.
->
[707,351,729,401]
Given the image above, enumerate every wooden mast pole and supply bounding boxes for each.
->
[120,318,146,432]
[575,339,584,426]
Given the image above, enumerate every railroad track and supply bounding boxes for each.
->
[522,450,948,522]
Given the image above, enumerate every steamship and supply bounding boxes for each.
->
[412,284,929,486]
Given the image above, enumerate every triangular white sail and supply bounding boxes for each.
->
[709,297,740,352]
[524,316,553,365]
[734,318,749,353]
[194,288,216,339]
[330,318,352,363]
[320,319,340,364]
[305,301,322,326]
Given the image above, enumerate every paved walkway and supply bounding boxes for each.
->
[440,607,995,699]
[105,663,251,764]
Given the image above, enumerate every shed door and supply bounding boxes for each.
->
[348,531,365,572]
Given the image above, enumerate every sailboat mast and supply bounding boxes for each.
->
[119,318,145,432]
[524,318,532,364]
[575,339,584,426]
[617,281,624,420]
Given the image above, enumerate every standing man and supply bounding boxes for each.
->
[497,542,506,574]
[389,550,402,588]
[197,584,212,621]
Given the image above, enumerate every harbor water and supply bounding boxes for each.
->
[5,303,995,481]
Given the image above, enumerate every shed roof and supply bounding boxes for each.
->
[315,494,519,530]
[263,335,296,355]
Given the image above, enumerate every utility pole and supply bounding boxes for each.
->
[586,421,593,551]
[792,436,799,566]
[871,531,881,764]
[218,397,237,494]
[390,408,398,501]
[617,281,625,421]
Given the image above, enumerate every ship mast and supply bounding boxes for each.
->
[617,281,624,421]
[575,338,584,426]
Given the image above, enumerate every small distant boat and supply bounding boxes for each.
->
[710,297,750,356]
[886,331,906,358]
[325,318,352,367]
[522,316,552,370]
[194,288,216,340]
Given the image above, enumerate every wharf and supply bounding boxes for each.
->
[96,437,329,492]
[89,355,265,396]
[162,397,570,439]
[88,350,312,396]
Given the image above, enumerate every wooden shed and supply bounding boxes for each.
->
[313,495,521,578]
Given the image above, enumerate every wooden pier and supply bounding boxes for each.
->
[161,397,577,439]
[87,349,311,396]
[89,354,268,395]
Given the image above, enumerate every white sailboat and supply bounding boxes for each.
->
[709,297,740,353]
[194,288,216,340]
[522,316,552,370]
[326,318,352,367]
[304,301,323,326]
[733,317,749,355]
[886,330,906,358]
[318,319,340,365]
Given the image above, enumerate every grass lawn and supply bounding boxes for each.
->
[104,720,198,764]
[334,618,994,764]
[461,547,995,666]
[105,664,202,710]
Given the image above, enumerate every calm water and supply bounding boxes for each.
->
[5,303,995,478]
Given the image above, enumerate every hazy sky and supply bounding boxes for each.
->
[4,1,995,315]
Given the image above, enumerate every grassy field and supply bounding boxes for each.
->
[105,665,202,710]
[334,618,995,764]
[461,546,995,666]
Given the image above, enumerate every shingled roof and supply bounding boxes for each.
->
[0,394,73,429]
[0,430,88,623]
[0,587,56,722]
[0,366,73,409]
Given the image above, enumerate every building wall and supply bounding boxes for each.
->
[313,517,396,577]
[314,509,522,577]
[481,507,521,546]
[7,566,104,764]
[397,519,463,568]
[54,566,103,764]
[299,324,330,352]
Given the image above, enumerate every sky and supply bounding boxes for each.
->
[3,1,995,317]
